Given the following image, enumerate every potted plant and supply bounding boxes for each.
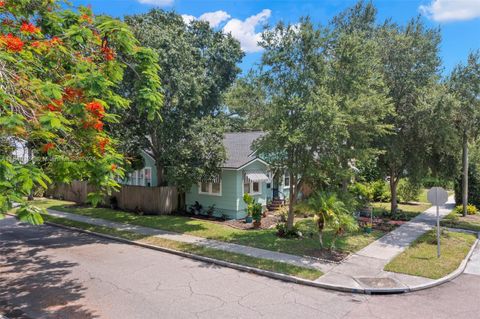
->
[364,222,372,234]
[243,193,254,223]
[252,203,263,228]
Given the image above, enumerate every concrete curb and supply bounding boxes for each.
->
[10,214,477,295]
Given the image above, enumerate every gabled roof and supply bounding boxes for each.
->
[223,131,265,169]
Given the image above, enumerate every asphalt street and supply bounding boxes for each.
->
[1,217,479,319]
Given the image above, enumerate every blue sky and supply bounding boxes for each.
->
[72,0,480,76]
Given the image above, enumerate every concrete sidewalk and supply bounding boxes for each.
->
[45,196,458,291]
[316,196,456,289]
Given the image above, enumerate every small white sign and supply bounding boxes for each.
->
[427,187,449,206]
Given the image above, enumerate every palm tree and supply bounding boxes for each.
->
[307,192,358,249]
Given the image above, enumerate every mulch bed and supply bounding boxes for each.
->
[174,211,281,230]
[304,249,349,263]
[224,213,280,230]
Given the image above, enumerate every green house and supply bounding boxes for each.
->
[122,132,291,219]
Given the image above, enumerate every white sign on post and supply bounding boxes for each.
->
[427,187,449,258]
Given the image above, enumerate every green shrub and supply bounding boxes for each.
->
[422,176,452,189]
[455,162,480,207]
[275,222,301,238]
[397,179,421,203]
[348,182,374,205]
[371,180,388,202]
[454,204,478,215]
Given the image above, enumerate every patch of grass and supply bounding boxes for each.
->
[441,212,480,232]
[139,237,323,280]
[372,201,431,220]
[384,230,477,279]
[33,199,384,258]
[42,213,322,280]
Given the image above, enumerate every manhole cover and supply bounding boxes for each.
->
[355,277,400,288]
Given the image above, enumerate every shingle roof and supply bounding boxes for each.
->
[223,131,265,168]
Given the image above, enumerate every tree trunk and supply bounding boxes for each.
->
[318,231,324,248]
[462,132,469,217]
[286,172,296,231]
[390,174,399,215]
[156,163,165,186]
[317,217,325,248]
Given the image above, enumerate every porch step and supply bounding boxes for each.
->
[268,198,285,211]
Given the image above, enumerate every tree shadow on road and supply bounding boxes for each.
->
[0,218,109,319]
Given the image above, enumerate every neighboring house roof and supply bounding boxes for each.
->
[223,131,265,169]
[142,131,267,169]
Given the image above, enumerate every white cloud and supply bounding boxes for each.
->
[420,0,480,22]
[223,9,271,53]
[181,10,231,28]
[181,14,196,25]
[199,11,231,28]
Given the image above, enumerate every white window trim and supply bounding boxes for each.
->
[144,167,152,187]
[283,174,290,189]
[132,171,138,186]
[198,180,222,196]
[244,181,262,195]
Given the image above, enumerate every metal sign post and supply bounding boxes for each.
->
[427,187,449,258]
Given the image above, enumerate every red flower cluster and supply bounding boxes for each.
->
[98,137,109,154]
[82,119,104,131]
[85,101,105,118]
[20,22,40,34]
[79,13,93,24]
[50,36,61,46]
[0,2,5,8]
[101,46,115,61]
[63,87,83,101]
[110,164,117,172]
[46,99,63,112]
[1,34,24,52]
[42,142,55,153]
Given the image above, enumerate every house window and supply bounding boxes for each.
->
[137,170,144,186]
[144,167,152,187]
[201,182,209,193]
[284,174,290,188]
[199,180,222,196]
[244,181,250,194]
[244,181,261,195]
[211,181,221,194]
[131,171,138,186]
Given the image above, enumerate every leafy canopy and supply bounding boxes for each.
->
[0,0,163,223]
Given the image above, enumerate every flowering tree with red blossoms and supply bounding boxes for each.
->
[0,0,163,223]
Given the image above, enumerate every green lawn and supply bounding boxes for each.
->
[372,201,431,220]
[33,198,384,258]
[384,230,477,279]
[42,214,322,280]
[441,211,480,232]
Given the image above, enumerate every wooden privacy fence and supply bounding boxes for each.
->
[48,181,178,215]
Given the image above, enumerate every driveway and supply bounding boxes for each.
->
[1,217,479,319]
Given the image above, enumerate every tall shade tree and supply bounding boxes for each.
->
[224,71,266,132]
[449,51,480,216]
[0,0,163,223]
[327,1,392,187]
[119,10,243,192]
[256,18,346,231]
[376,18,442,214]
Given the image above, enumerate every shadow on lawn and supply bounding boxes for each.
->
[0,218,104,319]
